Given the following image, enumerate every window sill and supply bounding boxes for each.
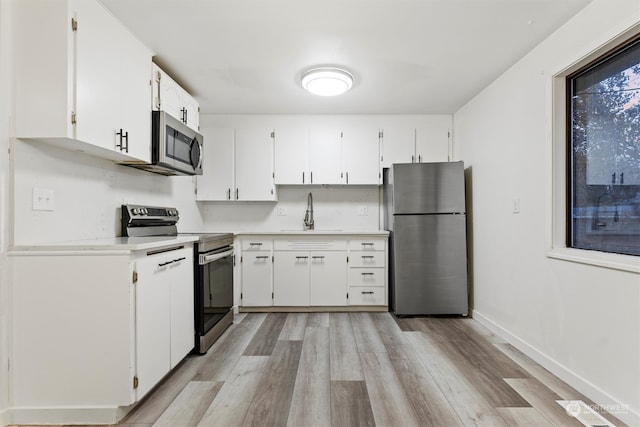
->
[547,247,640,274]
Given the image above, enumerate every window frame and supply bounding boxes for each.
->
[548,26,640,273]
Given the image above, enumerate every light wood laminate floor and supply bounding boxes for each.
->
[14,312,627,427]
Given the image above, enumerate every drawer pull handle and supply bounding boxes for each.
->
[361,291,375,295]
[312,256,325,260]
[361,272,375,276]
[296,256,309,259]
[249,242,263,246]
[255,256,269,259]
[361,256,375,259]
[361,242,374,246]
[158,256,186,267]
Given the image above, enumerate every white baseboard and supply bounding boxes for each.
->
[9,405,129,425]
[0,408,7,427]
[472,310,640,427]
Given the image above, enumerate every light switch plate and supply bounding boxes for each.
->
[33,187,55,211]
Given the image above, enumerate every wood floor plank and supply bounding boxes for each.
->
[405,330,511,426]
[330,381,376,427]
[287,327,331,427]
[242,340,303,427]
[409,318,531,407]
[197,356,270,427]
[152,381,223,427]
[386,343,464,426]
[307,312,330,328]
[192,312,267,381]
[278,312,308,341]
[329,312,364,381]
[243,312,288,356]
[350,312,386,354]
[496,343,628,427]
[496,407,554,426]
[370,312,408,348]
[504,378,584,426]
[359,350,421,427]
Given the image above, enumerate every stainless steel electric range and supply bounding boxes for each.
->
[122,204,234,354]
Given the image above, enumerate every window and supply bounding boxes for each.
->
[567,36,640,256]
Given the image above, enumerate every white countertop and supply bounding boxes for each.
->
[235,230,389,236]
[9,235,199,254]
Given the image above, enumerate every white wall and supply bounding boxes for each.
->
[453,0,640,425]
[0,0,10,423]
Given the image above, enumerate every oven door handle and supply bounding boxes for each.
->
[199,248,234,265]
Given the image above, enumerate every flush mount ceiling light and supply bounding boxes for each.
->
[301,67,354,96]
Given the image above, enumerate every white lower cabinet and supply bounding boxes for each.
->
[9,241,195,423]
[239,234,386,310]
[240,239,273,306]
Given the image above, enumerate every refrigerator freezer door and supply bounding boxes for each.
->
[391,162,465,214]
[390,214,468,315]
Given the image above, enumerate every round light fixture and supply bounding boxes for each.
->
[301,67,354,96]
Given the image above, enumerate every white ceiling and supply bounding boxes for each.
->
[100,0,592,115]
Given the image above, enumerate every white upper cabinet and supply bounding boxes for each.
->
[196,127,235,201]
[341,126,381,185]
[380,127,416,167]
[197,126,276,201]
[13,0,153,163]
[308,127,343,184]
[416,125,450,163]
[152,64,200,132]
[274,127,309,184]
[235,128,276,201]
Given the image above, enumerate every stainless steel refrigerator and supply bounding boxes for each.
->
[383,161,468,315]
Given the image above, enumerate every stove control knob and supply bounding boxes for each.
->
[132,208,139,215]
[174,209,180,216]
[142,208,148,215]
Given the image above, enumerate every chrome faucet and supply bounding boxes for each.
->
[303,192,314,230]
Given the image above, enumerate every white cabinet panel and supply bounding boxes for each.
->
[341,126,380,185]
[14,0,153,163]
[235,128,276,200]
[196,127,235,201]
[310,251,347,306]
[416,126,450,163]
[153,64,200,132]
[274,127,308,184]
[308,127,342,184]
[168,254,195,368]
[380,127,416,167]
[241,253,273,306]
[273,251,311,306]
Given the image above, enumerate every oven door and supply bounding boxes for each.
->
[195,246,234,336]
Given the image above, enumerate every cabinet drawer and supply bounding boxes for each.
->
[242,239,273,251]
[349,251,385,267]
[273,239,347,251]
[349,286,385,305]
[348,239,386,251]
[348,268,384,287]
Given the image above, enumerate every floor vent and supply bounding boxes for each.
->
[556,400,616,427]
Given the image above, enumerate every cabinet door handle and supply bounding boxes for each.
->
[158,256,186,267]
[116,129,128,153]
[310,171,313,184]
[411,154,415,163]
[620,172,624,185]
[227,188,231,200]
[235,188,239,200]
[418,154,422,163]
[612,172,616,185]
[346,171,349,184]
[302,171,305,184]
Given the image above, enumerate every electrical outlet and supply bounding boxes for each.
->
[32,187,55,211]
[512,198,520,214]
[358,206,368,216]
[277,207,287,216]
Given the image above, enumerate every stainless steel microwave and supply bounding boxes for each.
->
[129,111,203,176]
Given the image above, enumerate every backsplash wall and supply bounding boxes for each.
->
[197,185,381,233]
[12,139,205,245]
